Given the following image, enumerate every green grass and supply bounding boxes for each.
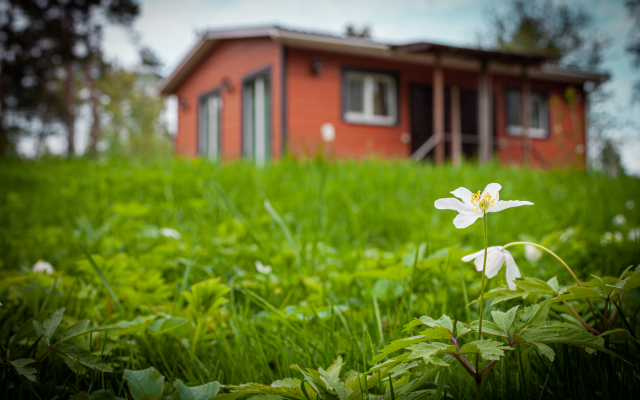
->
[1,157,639,399]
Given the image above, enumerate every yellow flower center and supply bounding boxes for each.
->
[471,191,496,212]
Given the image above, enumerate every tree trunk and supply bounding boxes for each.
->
[86,57,100,157]
[64,61,76,157]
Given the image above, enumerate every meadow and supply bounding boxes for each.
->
[1,157,640,399]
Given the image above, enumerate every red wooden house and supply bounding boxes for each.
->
[156,26,607,167]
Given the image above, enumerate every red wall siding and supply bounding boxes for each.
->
[492,76,586,169]
[173,39,586,168]
[174,38,283,159]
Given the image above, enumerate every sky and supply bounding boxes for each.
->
[93,0,640,173]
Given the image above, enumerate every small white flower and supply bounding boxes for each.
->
[613,214,627,227]
[614,231,624,243]
[435,183,533,229]
[629,228,640,241]
[462,247,521,290]
[601,232,613,246]
[559,227,575,243]
[626,200,635,210]
[160,228,182,240]
[255,261,272,274]
[32,260,55,275]
[524,244,542,263]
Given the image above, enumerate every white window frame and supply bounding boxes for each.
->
[343,70,397,126]
[505,89,549,139]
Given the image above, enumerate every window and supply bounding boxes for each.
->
[243,73,270,165]
[343,70,397,125]
[198,91,221,159]
[505,88,549,139]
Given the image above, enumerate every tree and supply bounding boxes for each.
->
[626,0,640,102]
[478,0,615,170]
[345,24,371,39]
[96,48,172,159]
[0,0,139,157]
[478,0,609,72]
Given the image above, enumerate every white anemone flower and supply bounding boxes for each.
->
[613,214,627,227]
[255,261,272,274]
[462,247,521,290]
[160,228,182,240]
[434,183,533,229]
[32,260,55,275]
[524,244,542,263]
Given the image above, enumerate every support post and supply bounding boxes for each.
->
[433,57,445,164]
[478,60,492,162]
[451,85,461,166]
[521,66,531,165]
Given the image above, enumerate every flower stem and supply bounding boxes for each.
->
[501,241,598,327]
[476,214,488,398]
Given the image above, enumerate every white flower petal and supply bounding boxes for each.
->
[450,187,474,206]
[524,244,542,262]
[470,247,503,272]
[504,250,521,291]
[488,200,534,213]
[484,249,506,278]
[462,248,487,263]
[32,260,55,275]
[481,183,502,202]
[453,212,483,229]
[434,198,475,214]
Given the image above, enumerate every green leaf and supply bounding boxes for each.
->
[546,277,559,293]
[371,279,405,301]
[490,290,529,306]
[513,301,550,333]
[318,367,348,400]
[149,317,188,334]
[419,315,453,333]
[10,310,49,345]
[174,379,220,400]
[551,286,602,303]
[10,358,37,382]
[123,368,165,400]
[492,306,519,334]
[531,342,555,362]
[456,321,472,338]
[34,308,65,347]
[371,335,430,364]
[405,342,452,366]
[55,345,113,372]
[324,356,343,383]
[271,377,302,387]
[56,321,116,344]
[458,339,512,361]
[469,320,508,338]
[418,326,454,341]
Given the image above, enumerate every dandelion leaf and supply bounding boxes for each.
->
[174,379,220,400]
[55,345,112,372]
[123,367,165,400]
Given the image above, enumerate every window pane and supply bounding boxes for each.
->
[373,80,389,116]
[346,77,364,112]
[506,90,522,127]
[531,96,541,129]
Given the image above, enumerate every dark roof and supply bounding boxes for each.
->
[157,25,608,95]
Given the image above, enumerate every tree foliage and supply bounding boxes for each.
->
[478,0,609,72]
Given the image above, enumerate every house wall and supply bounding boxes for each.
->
[173,39,586,168]
[174,38,283,159]
[492,76,586,169]
[285,47,586,167]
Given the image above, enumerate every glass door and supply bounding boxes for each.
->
[199,92,221,159]
[243,74,270,165]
